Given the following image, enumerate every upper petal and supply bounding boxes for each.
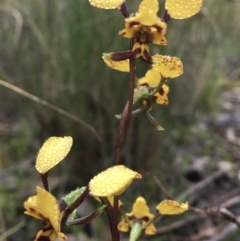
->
[133,0,159,26]
[165,0,202,19]
[89,0,125,9]
[24,186,62,233]
[35,136,73,173]
[89,165,142,196]
[129,196,153,219]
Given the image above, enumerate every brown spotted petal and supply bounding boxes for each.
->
[152,55,183,79]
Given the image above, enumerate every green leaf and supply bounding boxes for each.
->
[66,205,106,226]
[145,112,164,131]
[61,187,86,208]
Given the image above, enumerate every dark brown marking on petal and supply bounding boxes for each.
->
[131,215,150,222]
[152,96,157,103]
[42,225,53,232]
[160,39,166,44]
[159,88,164,96]
[129,21,140,27]
[153,24,162,33]
[140,83,149,87]
[142,216,150,222]
[132,48,141,58]
[128,215,134,221]
[37,236,51,241]
[29,208,46,220]
[120,31,127,36]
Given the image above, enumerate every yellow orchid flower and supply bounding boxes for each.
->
[118,196,156,235]
[24,186,66,241]
[118,198,188,236]
[138,70,169,106]
[89,165,142,196]
[137,55,183,106]
[165,0,203,19]
[119,0,167,61]
[35,136,73,174]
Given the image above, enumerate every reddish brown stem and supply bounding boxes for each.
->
[112,40,135,241]
[113,56,135,165]
[112,196,120,241]
[118,1,130,18]
[40,172,49,191]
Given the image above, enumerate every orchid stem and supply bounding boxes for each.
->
[40,172,49,191]
[112,39,135,241]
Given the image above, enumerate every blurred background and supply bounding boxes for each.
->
[0,0,240,240]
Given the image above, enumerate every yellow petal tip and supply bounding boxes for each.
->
[89,0,125,9]
[36,136,73,173]
[89,165,142,196]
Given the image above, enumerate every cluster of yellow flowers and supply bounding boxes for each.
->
[95,0,202,122]
[24,1,203,240]
[24,137,187,240]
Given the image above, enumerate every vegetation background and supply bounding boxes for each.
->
[0,0,240,240]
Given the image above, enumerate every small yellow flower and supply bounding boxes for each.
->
[138,55,183,106]
[118,196,156,235]
[89,0,125,9]
[138,70,169,106]
[119,0,167,61]
[89,165,142,196]
[156,200,188,215]
[36,136,73,174]
[165,0,203,19]
[24,186,66,241]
